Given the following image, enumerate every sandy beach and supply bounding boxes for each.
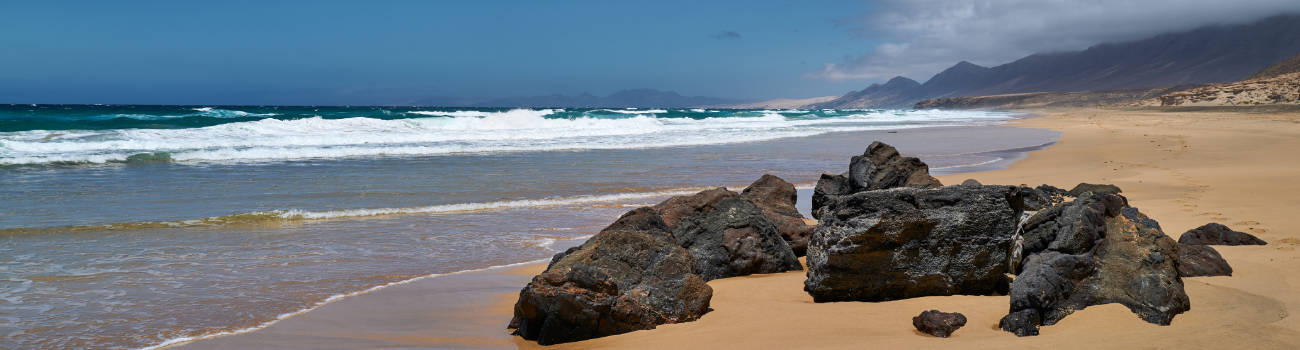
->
[180,108,1300,349]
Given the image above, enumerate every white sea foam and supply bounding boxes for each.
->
[0,109,1015,165]
[272,188,712,220]
[592,109,668,114]
[189,107,279,118]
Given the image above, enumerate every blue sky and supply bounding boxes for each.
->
[4,1,1297,105]
[0,1,876,105]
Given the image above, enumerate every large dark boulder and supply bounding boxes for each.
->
[1178,223,1267,245]
[804,185,1024,302]
[812,141,942,217]
[510,208,713,345]
[653,188,802,280]
[1000,193,1190,336]
[1178,244,1233,277]
[741,174,815,256]
[913,310,968,338]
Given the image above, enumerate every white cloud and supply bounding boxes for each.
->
[810,0,1300,81]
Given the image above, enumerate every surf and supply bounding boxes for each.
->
[0,108,1017,166]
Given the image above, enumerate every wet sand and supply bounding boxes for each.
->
[181,108,1300,349]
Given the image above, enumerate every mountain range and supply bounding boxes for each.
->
[814,14,1300,109]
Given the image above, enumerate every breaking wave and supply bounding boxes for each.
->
[0,108,1016,165]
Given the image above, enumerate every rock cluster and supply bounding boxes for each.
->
[510,208,713,345]
[512,141,1263,344]
[912,310,967,338]
[1000,191,1190,336]
[512,174,810,344]
[1178,222,1267,245]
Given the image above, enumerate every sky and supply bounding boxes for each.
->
[2,1,1299,105]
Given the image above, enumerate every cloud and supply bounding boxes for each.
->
[711,30,743,40]
[810,0,1300,81]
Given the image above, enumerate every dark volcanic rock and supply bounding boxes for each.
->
[1017,192,1125,256]
[812,173,852,217]
[653,187,735,229]
[1019,184,1069,211]
[1001,193,1190,336]
[849,142,943,190]
[999,309,1043,336]
[1178,244,1233,277]
[960,179,983,186]
[804,185,1024,302]
[653,188,802,280]
[913,310,968,338]
[510,208,713,345]
[741,174,815,256]
[1178,223,1267,245]
[812,141,942,218]
[1067,183,1122,197]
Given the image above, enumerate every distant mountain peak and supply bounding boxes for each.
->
[884,76,921,87]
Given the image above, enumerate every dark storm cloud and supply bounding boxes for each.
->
[809,0,1300,81]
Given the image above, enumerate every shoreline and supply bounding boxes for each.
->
[166,122,1057,350]
[144,258,549,350]
[177,107,1300,348]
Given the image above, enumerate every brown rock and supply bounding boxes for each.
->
[510,208,712,345]
[913,310,967,338]
[1177,244,1233,277]
[653,188,802,280]
[1178,223,1267,245]
[740,174,815,256]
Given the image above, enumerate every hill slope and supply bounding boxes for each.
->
[1245,53,1300,80]
[818,15,1300,109]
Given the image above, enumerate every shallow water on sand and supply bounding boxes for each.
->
[0,111,1058,349]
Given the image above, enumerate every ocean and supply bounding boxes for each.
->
[0,105,1058,349]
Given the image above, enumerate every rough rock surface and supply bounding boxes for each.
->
[804,185,1024,302]
[1178,244,1233,277]
[913,310,968,338]
[812,141,942,216]
[1019,184,1069,211]
[1000,193,1190,336]
[510,208,713,345]
[740,174,815,256]
[1178,223,1267,245]
[653,188,802,280]
[1067,183,1122,197]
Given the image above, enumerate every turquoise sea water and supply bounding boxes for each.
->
[0,105,1057,349]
